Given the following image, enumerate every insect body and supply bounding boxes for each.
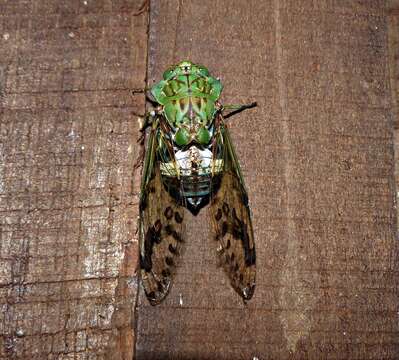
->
[139,61,256,305]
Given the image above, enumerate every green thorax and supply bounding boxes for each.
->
[150,61,222,146]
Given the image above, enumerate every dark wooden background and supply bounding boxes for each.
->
[1,1,399,359]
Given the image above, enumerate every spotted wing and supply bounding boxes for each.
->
[139,126,185,305]
[209,119,256,301]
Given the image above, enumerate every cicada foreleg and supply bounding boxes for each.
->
[220,102,257,119]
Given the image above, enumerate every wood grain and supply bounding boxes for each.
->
[135,0,399,359]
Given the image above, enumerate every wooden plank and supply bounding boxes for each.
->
[0,1,148,359]
[135,0,399,359]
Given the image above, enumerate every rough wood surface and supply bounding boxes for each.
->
[1,0,399,359]
[135,1,399,359]
[0,1,147,359]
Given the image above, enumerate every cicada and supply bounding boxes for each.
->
[138,60,256,305]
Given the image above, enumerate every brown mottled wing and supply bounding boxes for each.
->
[139,127,185,305]
[209,119,256,300]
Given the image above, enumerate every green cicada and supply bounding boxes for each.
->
[138,60,256,305]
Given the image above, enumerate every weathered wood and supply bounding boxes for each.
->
[135,0,399,359]
[0,1,147,359]
[1,1,399,359]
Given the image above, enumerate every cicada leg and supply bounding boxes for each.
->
[222,102,257,111]
[221,102,257,119]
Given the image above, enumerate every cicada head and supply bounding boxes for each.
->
[162,60,210,80]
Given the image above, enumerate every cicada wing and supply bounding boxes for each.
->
[139,128,185,305]
[209,120,256,301]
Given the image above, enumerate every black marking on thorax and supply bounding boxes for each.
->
[186,74,194,120]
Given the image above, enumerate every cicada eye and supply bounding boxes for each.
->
[197,66,209,77]
[163,67,175,80]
